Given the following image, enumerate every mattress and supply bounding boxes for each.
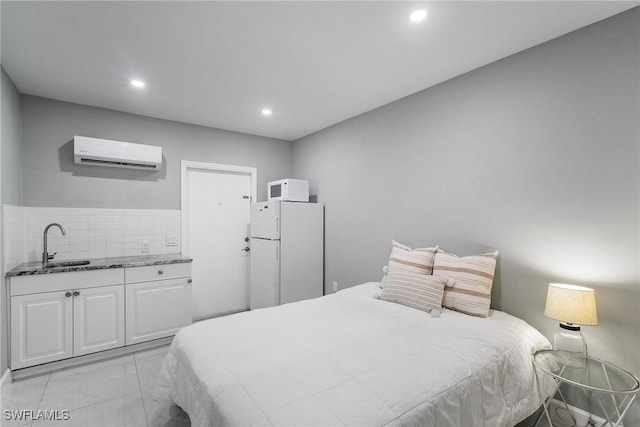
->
[155,282,553,426]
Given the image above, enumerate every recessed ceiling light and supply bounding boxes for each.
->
[261,108,272,116]
[410,9,427,22]
[131,79,145,88]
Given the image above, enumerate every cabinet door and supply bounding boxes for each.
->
[11,291,73,369]
[126,278,192,345]
[74,285,125,356]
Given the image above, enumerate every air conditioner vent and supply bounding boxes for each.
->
[74,136,162,171]
[79,159,158,169]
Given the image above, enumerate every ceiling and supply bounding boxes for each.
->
[2,1,637,141]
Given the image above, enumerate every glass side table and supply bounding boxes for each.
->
[532,350,640,427]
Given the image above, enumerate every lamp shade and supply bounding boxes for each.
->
[544,283,598,326]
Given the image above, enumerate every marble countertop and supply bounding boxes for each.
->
[6,253,193,277]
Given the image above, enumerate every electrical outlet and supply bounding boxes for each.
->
[141,241,151,253]
[332,281,338,292]
[166,235,178,247]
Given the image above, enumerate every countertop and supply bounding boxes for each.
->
[6,253,193,277]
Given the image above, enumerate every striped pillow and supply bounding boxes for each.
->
[380,270,446,313]
[433,249,498,318]
[387,240,438,275]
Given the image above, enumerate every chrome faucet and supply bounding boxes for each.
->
[43,223,66,264]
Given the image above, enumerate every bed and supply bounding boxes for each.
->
[155,282,554,426]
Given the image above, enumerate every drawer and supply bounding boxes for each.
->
[10,268,125,296]
[125,262,191,284]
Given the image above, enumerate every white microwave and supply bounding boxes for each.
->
[268,179,309,202]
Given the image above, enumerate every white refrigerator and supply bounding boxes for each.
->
[250,201,324,310]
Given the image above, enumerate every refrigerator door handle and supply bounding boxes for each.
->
[275,216,279,235]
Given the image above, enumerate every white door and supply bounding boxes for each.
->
[11,291,73,369]
[125,278,192,345]
[74,285,125,356]
[182,161,256,319]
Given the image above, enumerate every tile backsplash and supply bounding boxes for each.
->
[3,204,181,271]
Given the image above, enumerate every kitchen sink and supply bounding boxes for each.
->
[45,260,91,268]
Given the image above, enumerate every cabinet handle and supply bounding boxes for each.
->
[65,292,72,298]
[187,279,192,284]
[73,291,80,296]
[158,270,164,275]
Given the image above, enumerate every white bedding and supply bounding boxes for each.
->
[155,282,553,426]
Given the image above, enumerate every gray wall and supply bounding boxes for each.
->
[1,69,23,206]
[21,96,292,208]
[293,6,640,410]
[1,67,23,374]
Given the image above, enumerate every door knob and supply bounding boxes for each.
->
[241,247,250,252]
[73,291,80,296]
[65,292,72,297]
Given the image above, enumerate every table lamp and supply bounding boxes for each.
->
[544,283,598,365]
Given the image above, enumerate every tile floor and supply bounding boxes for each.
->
[0,345,190,427]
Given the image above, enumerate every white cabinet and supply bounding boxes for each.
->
[10,291,73,369]
[9,269,125,370]
[74,285,125,356]
[125,263,192,345]
[125,279,191,345]
[8,260,192,371]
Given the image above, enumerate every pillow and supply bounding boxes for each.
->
[380,270,447,313]
[433,249,498,318]
[387,240,438,275]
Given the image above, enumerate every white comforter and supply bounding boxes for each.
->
[156,282,553,426]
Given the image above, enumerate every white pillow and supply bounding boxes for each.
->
[380,270,447,313]
[433,249,498,318]
[387,240,438,275]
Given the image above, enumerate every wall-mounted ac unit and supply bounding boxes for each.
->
[74,136,162,171]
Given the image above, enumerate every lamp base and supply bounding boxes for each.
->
[553,322,587,368]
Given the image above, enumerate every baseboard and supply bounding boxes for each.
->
[11,336,173,381]
[0,368,12,386]
[548,398,609,427]
[193,308,249,322]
